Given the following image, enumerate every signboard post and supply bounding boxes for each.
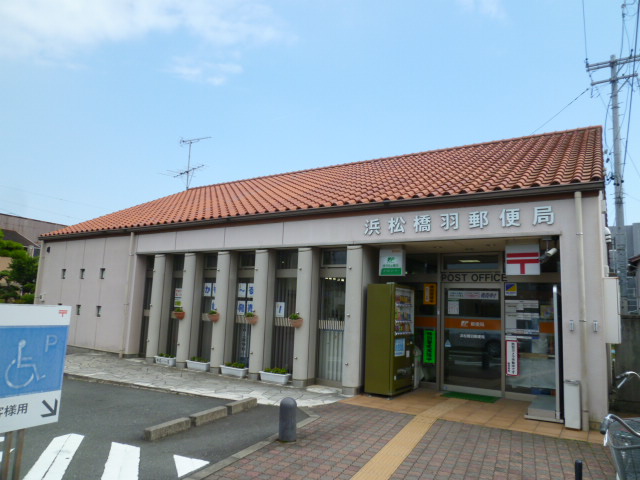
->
[0,304,71,478]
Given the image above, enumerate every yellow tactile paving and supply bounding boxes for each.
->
[351,398,467,480]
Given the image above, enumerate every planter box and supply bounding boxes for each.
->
[154,356,176,367]
[259,371,291,385]
[220,365,248,378]
[186,360,210,372]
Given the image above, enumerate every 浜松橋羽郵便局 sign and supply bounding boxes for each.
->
[0,304,71,434]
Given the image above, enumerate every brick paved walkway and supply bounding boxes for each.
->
[390,420,614,480]
[196,403,616,480]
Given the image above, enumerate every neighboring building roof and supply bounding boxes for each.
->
[2,229,37,248]
[44,126,604,238]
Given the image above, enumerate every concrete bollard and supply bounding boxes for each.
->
[279,397,297,442]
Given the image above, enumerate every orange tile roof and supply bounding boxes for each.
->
[44,126,604,238]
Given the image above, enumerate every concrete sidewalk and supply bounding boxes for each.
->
[64,351,616,479]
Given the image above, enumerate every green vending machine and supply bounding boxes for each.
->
[364,283,415,396]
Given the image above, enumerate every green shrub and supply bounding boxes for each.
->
[264,367,288,374]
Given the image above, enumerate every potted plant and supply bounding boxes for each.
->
[245,311,258,325]
[154,353,176,367]
[186,356,210,372]
[289,312,303,328]
[259,367,291,385]
[172,307,186,320]
[220,362,248,378]
[206,309,220,322]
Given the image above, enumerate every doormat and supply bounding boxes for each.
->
[441,392,500,403]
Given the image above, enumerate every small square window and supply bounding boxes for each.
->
[100,268,106,279]
[96,306,102,317]
[321,249,347,267]
[239,252,255,268]
[76,305,81,315]
[61,269,66,279]
[80,268,85,279]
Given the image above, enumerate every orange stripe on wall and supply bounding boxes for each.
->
[415,316,437,328]
[539,321,555,334]
[444,317,502,331]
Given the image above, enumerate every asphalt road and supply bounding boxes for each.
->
[12,378,304,479]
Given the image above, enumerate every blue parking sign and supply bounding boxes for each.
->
[0,325,69,398]
[0,305,71,433]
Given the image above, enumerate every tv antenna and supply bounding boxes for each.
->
[172,136,211,190]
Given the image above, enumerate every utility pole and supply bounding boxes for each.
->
[175,136,211,190]
[587,54,640,313]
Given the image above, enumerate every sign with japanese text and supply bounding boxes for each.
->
[364,205,555,238]
[379,248,405,276]
[505,244,540,275]
[506,336,519,376]
[0,305,70,433]
[423,330,436,364]
[423,284,437,305]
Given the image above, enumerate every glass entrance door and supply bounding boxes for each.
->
[442,285,502,394]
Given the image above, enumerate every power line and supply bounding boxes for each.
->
[530,88,589,135]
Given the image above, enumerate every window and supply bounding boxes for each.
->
[321,249,347,267]
[96,306,102,317]
[443,254,499,271]
[239,252,255,268]
[61,269,66,279]
[173,255,185,272]
[277,250,298,270]
[204,254,217,269]
[76,305,81,315]
[100,268,106,279]
[80,268,85,279]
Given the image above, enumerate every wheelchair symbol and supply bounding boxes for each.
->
[5,339,46,389]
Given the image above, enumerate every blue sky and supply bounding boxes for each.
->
[1,0,639,228]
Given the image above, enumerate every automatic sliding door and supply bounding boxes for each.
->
[443,286,502,394]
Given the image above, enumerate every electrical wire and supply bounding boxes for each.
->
[621,0,640,177]
[530,88,590,135]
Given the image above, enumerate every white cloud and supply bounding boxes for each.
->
[456,0,507,20]
[167,58,244,85]
[0,0,288,60]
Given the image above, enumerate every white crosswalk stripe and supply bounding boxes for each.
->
[174,454,209,477]
[101,442,140,480]
[23,433,84,480]
[19,433,209,479]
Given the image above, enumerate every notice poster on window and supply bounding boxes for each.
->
[247,283,255,298]
[506,336,519,376]
[237,283,247,298]
[246,301,255,314]
[203,283,213,297]
[236,301,246,316]
[423,330,436,364]
[448,301,459,315]
[275,302,285,318]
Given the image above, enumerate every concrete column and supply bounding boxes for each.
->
[210,251,233,370]
[146,254,166,361]
[248,249,271,379]
[293,247,320,387]
[175,252,197,367]
[342,245,366,396]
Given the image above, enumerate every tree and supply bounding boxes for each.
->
[0,229,38,303]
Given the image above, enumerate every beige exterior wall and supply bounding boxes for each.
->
[36,192,612,427]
